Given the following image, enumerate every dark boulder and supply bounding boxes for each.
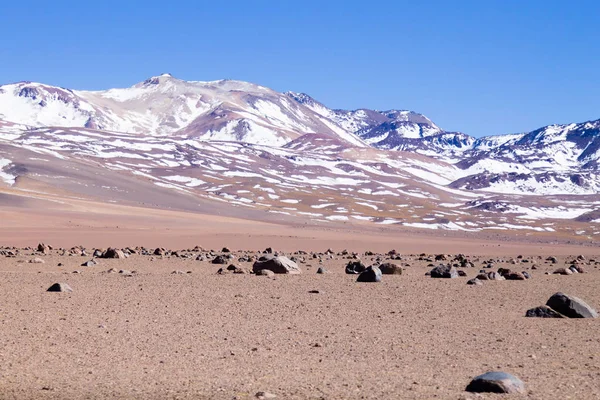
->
[356,266,382,283]
[546,292,598,318]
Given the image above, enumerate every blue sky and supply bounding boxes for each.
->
[0,0,599,137]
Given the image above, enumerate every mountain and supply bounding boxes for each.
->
[0,74,598,238]
[0,75,366,147]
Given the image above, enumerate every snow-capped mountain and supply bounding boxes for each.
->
[453,120,600,194]
[0,74,598,238]
[0,75,366,147]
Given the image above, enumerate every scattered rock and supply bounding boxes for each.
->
[429,264,458,278]
[356,266,382,283]
[553,268,572,275]
[37,243,51,254]
[101,248,126,259]
[256,269,275,277]
[81,260,97,267]
[546,292,598,318]
[345,260,366,274]
[255,391,277,399]
[378,262,402,275]
[525,305,565,318]
[212,255,228,264]
[505,271,526,280]
[467,278,483,286]
[252,255,301,274]
[465,371,525,394]
[47,283,73,293]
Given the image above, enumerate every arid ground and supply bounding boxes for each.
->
[1,201,599,399]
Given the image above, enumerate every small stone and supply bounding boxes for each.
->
[546,292,598,318]
[525,305,565,318]
[505,271,526,280]
[252,255,301,274]
[467,278,483,286]
[356,266,382,283]
[345,260,366,274]
[29,258,45,264]
[256,269,275,277]
[47,283,73,292]
[429,264,458,278]
[81,260,97,267]
[212,255,228,264]
[101,248,126,259]
[316,267,327,274]
[379,262,403,275]
[171,270,185,274]
[255,391,277,399]
[466,371,525,394]
[308,290,320,294]
[553,268,572,275]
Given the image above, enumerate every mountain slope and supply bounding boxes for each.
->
[0,75,598,239]
[0,75,367,147]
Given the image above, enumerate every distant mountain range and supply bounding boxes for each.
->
[0,74,598,236]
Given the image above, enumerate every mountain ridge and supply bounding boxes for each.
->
[0,74,598,238]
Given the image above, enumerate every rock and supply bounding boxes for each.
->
[546,292,598,318]
[252,255,301,274]
[429,264,458,278]
[345,261,366,274]
[29,257,45,264]
[47,283,73,292]
[37,243,51,254]
[457,270,467,277]
[101,248,126,259]
[467,278,483,286]
[522,271,531,279]
[525,305,565,318]
[486,271,505,281]
[553,268,572,275]
[378,262,402,275]
[81,260,97,267]
[356,266,382,283]
[212,255,228,264]
[105,268,118,273]
[465,371,525,394]
[171,270,186,275]
[569,265,579,274]
[255,391,277,399]
[573,265,586,273]
[547,256,558,264]
[256,269,275,277]
[505,271,526,280]
[316,267,327,274]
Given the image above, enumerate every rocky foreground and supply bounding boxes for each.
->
[1,244,599,399]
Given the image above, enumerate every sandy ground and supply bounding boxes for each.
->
[1,196,600,399]
[1,247,599,399]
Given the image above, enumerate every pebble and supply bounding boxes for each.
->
[466,371,525,394]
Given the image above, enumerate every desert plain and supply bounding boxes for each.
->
[0,196,599,400]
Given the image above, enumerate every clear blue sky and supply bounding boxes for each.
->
[0,0,598,137]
